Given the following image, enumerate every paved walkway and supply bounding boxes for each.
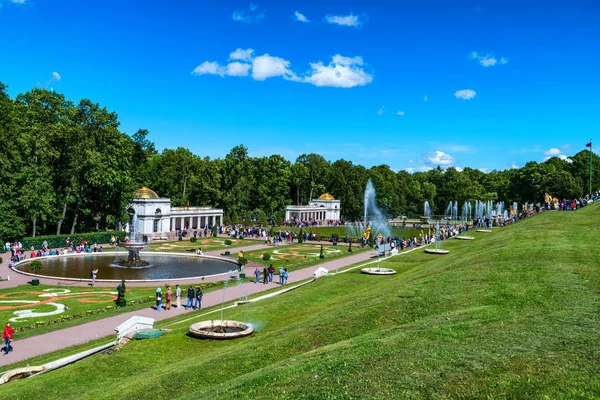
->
[0,248,378,367]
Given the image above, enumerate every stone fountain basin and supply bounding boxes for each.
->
[476,229,492,233]
[455,236,475,240]
[425,248,450,255]
[189,320,254,340]
[361,267,396,275]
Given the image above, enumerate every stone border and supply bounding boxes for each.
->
[476,229,492,233]
[11,252,238,283]
[454,236,475,240]
[360,267,396,275]
[424,248,450,255]
[189,320,254,340]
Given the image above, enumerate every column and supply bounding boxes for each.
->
[180,217,184,230]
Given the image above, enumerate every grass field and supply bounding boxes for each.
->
[2,206,600,398]
[272,225,422,239]
[147,237,257,252]
[242,243,370,274]
[0,280,236,340]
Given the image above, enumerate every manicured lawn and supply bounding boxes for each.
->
[146,237,258,253]
[3,206,600,398]
[0,280,240,340]
[272,225,422,239]
[242,243,370,274]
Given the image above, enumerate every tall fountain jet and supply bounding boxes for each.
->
[346,180,391,240]
[118,209,150,267]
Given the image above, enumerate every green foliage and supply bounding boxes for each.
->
[348,241,353,252]
[224,239,232,246]
[0,240,4,253]
[20,231,125,250]
[237,256,248,267]
[275,211,284,227]
[231,211,240,225]
[258,210,268,227]
[190,237,197,243]
[298,228,303,244]
[178,236,183,241]
[262,253,271,261]
[29,260,42,274]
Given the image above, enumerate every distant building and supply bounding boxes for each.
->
[285,193,341,222]
[126,186,224,238]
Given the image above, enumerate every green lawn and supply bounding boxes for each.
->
[147,237,258,252]
[0,280,240,340]
[242,242,370,274]
[2,206,600,398]
[272,225,422,239]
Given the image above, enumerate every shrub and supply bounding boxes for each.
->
[0,240,5,254]
[30,260,42,275]
[262,253,271,261]
[237,256,248,268]
[19,231,125,250]
[224,239,232,246]
[190,237,197,243]
[178,236,183,241]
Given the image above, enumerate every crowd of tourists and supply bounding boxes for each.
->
[282,218,343,228]
[254,265,289,285]
[4,238,105,267]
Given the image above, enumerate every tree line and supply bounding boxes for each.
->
[0,83,597,239]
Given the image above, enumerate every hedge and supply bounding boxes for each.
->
[0,240,4,254]
[19,231,126,250]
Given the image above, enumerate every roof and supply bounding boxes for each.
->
[134,186,159,199]
[318,193,335,200]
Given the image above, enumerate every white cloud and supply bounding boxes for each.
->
[470,51,507,68]
[408,159,413,164]
[510,162,520,169]
[377,106,384,115]
[424,95,428,102]
[192,50,373,88]
[419,166,433,172]
[455,89,476,100]
[326,13,363,27]
[294,11,309,23]
[229,48,254,62]
[479,168,491,173]
[423,150,455,166]
[226,62,252,77]
[191,61,251,77]
[406,168,415,173]
[232,4,265,23]
[454,166,464,172]
[301,54,372,88]
[396,111,405,116]
[252,54,293,81]
[10,0,26,3]
[544,148,562,157]
[52,71,61,81]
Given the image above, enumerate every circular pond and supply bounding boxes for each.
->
[14,252,236,281]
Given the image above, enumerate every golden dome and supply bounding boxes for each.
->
[318,193,335,200]
[134,186,159,199]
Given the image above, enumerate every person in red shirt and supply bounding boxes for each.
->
[2,322,13,355]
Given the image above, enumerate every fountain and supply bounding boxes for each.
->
[361,237,396,275]
[425,222,450,254]
[189,278,254,340]
[116,210,150,267]
[456,201,474,240]
[345,180,391,242]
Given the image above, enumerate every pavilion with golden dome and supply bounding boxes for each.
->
[284,193,341,222]
[126,186,224,239]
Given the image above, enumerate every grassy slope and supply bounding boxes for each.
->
[3,207,600,399]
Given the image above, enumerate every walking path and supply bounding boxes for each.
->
[0,247,378,367]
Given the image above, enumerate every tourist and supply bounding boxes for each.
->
[175,284,182,308]
[91,268,99,287]
[268,264,275,282]
[165,286,173,310]
[263,267,268,284]
[278,267,284,285]
[186,285,194,309]
[155,288,162,311]
[2,322,13,355]
[283,268,289,285]
[196,248,203,256]
[254,267,260,283]
[194,287,203,309]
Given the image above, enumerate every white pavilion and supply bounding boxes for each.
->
[126,186,224,238]
[285,193,341,222]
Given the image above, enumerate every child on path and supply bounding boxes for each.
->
[194,287,203,310]
[2,323,13,355]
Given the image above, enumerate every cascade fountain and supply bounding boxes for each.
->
[456,201,474,240]
[425,221,450,254]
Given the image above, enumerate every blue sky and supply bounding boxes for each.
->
[1,0,599,172]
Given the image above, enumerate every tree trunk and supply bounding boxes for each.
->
[32,216,37,237]
[56,189,71,235]
[70,185,83,234]
[296,186,300,205]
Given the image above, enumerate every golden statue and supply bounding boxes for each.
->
[544,193,553,203]
[363,225,372,241]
